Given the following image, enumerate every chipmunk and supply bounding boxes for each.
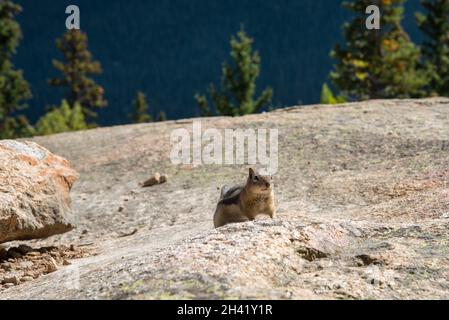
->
[213,168,276,228]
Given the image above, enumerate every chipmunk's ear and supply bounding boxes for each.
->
[249,168,255,179]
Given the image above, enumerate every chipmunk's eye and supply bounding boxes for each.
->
[253,176,259,182]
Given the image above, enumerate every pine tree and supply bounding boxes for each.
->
[195,27,273,116]
[331,0,426,100]
[320,83,347,104]
[417,0,449,96]
[0,0,32,139]
[156,110,167,122]
[35,100,87,136]
[49,29,107,123]
[130,91,152,123]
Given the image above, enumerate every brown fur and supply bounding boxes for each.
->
[213,168,276,228]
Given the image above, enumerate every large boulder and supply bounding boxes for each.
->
[0,140,79,243]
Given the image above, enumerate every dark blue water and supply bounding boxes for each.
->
[14,0,422,125]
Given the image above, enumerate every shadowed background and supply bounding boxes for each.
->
[15,0,422,125]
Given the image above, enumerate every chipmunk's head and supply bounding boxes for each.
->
[246,168,273,195]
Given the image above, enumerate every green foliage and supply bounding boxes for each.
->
[417,0,449,96]
[0,0,32,139]
[156,110,167,122]
[35,100,87,136]
[320,83,347,104]
[130,91,152,123]
[331,0,427,100]
[195,27,273,116]
[0,115,34,139]
[49,29,107,123]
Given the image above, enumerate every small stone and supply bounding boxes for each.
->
[142,173,161,187]
[21,276,34,282]
[26,252,41,257]
[46,257,58,273]
[1,262,11,271]
[2,275,19,285]
[159,174,168,184]
[50,251,60,258]
[118,206,124,212]
[82,230,88,235]
[18,261,33,268]
[117,228,138,238]
[63,259,71,266]
[3,283,14,289]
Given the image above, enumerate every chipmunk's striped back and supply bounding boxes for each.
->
[213,168,276,228]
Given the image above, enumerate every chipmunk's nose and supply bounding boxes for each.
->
[265,182,270,188]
